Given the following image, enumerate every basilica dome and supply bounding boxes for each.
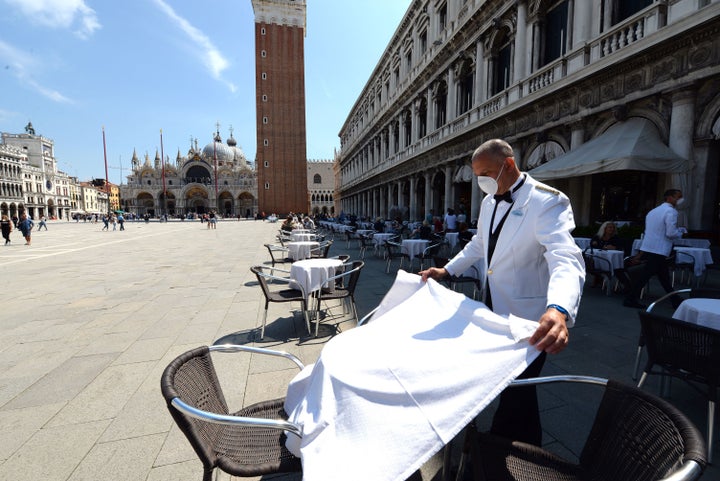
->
[201,132,234,163]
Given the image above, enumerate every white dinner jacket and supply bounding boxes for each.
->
[444,174,585,326]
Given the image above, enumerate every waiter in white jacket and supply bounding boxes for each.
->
[420,139,585,445]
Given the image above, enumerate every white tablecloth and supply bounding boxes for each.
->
[290,258,343,301]
[291,232,316,242]
[445,232,459,249]
[284,271,540,481]
[632,238,712,255]
[373,233,395,247]
[574,237,591,251]
[286,241,319,261]
[673,298,720,330]
[591,249,625,270]
[673,247,713,277]
[402,239,429,260]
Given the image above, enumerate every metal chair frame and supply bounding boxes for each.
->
[250,265,309,339]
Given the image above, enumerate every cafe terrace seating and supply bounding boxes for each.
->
[582,250,614,296]
[160,345,303,481]
[384,239,410,273]
[469,376,706,481]
[264,243,293,267]
[637,306,720,464]
[314,260,364,335]
[251,265,308,339]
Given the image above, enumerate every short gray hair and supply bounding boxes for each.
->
[472,139,514,164]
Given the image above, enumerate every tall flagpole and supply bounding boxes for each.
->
[160,129,166,217]
[213,131,218,211]
[102,126,110,214]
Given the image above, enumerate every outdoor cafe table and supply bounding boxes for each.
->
[401,239,429,261]
[673,298,720,330]
[632,238,712,255]
[591,249,625,271]
[290,232,316,242]
[290,258,344,303]
[373,233,395,248]
[574,237,591,251]
[673,246,713,278]
[445,232,459,250]
[283,271,540,481]
[286,241,319,261]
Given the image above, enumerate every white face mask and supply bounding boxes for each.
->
[675,198,685,207]
[476,163,505,196]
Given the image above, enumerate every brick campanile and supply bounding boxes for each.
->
[251,0,309,216]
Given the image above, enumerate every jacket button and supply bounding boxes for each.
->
[487,269,493,275]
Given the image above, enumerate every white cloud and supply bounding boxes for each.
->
[151,0,235,91]
[3,0,100,39]
[0,40,72,103]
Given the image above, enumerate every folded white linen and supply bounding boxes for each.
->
[284,271,541,481]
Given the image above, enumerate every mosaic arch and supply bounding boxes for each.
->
[185,186,209,214]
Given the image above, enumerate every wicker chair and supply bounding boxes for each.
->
[433,256,483,300]
[632,288,720,380]
[161,345,304,481]
[637,309,720,463]
[465,376,706,481]
[250,265,308,339]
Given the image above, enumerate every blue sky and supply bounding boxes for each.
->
[0,0,410,184]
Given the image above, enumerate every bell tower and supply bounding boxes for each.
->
[251,0,308,215]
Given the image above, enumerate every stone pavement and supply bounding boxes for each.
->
[0,219,716,480]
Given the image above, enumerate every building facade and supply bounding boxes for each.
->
[252,0,309,215]
[119,129,258,218]
[337,0,720,239]
[307,159,335,216]
[1,124,74,220]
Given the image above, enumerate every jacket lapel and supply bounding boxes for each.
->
[488,179,533,264]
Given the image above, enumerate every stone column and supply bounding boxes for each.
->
[444,165,453,213]
[669,89,696,228]
[424,171,432,220]
[447,66,457,121]
[474,39,486,105]
[514,0,528,81]
[409,176,418,221]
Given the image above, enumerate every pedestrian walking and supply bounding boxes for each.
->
[118,213,125,231]
[102,215,109,231]
[37,215,48,231]
[1,214,12,245]
[18,213,34,246]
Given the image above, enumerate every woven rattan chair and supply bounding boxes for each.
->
[161,345,304,481]
[251,265,308,339]
[465,376,706,481]
[631,288,720,380]
[637,309,720,463]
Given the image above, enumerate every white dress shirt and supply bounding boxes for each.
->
[639,202,684,256]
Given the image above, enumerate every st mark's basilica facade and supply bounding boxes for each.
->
[120,129,258,218]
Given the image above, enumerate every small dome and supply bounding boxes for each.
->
[227,134,237,147]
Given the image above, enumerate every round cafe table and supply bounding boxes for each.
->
[673,298,720,330]
[286,241,319,261]
[401,239,429,261]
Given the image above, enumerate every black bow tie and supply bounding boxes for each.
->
[494,191,513,203]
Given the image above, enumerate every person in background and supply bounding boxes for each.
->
[37,215,48,231]
[590,221,620,250]
[1,214,12,245]
[623,189,686,309]
[420,138,585,446]
[444,208,458,232]
[18,213,34,246]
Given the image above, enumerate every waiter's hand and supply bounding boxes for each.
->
[529,309,569,354]
[419,267,447,282]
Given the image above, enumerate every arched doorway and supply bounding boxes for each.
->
[137,192,155,216]
[186,187,209,214]
[218,191,234,217]
[159,191,177,216]
[238,192,254,218]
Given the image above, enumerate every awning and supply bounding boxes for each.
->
[454,164,473,183]
[527,118,687,181]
